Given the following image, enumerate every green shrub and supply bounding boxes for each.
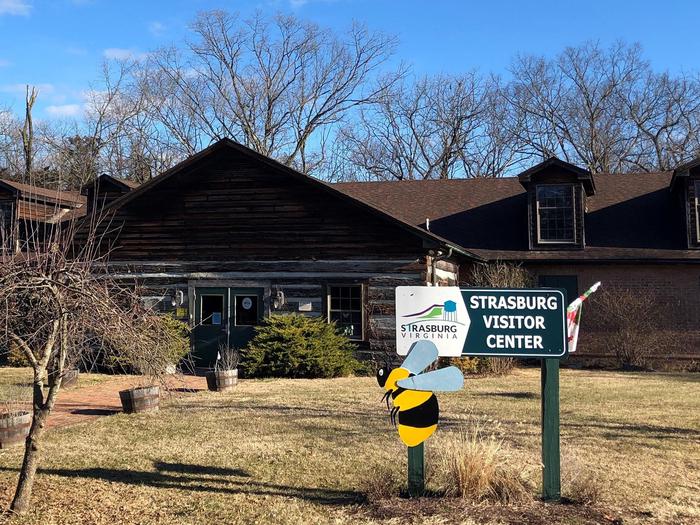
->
[240,314,363,378]
[447,356,515,376]
[448,356,480,374]
[6,341,31,367]
[156,315,191,365]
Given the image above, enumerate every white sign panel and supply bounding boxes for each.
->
[395,286,470,356]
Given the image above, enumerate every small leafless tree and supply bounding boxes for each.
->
[586,287,674,369]
[0,210,183,514]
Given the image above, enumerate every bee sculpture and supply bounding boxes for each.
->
[376,341,464,447]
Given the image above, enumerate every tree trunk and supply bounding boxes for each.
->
[10,405,49,513]
[10,324,64,514]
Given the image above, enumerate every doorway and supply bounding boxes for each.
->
[192,287,264,369]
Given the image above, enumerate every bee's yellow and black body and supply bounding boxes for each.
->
[377,341,464,447]
[377,367,439,447]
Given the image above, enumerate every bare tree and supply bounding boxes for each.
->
[0,108,24,178]
[0,211,183,514]
[128,10,400,176]
[460,79,524,178]
[586,287,674,369]
[623,72,700,170]
[508,41,647,173]
[20,86,38,183]
[338,73,511,180]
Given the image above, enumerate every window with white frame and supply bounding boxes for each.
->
[536,185,576,243]
[328,285,363,340]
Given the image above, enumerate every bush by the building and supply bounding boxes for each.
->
[241,314,364,378]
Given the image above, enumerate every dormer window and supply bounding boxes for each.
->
[518,157,594,250]
[536,184,576,243]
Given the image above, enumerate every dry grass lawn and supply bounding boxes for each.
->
[0,368,697,524]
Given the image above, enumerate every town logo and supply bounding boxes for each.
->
[395,287,470,357]
[403,300,459,323]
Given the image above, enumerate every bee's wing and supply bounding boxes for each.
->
[401,341,439,375]
[396,366,464,392]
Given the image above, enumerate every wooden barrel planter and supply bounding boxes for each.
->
[206,369,238,392]
[47,368,79,388]
[119,386,160,414]
[0,411,31,449]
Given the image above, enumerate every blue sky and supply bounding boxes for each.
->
[1,0,699,119]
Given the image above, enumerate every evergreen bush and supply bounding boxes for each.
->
[241,314,363,378]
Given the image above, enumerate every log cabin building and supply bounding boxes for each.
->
[0,179,85,253]
[83,139,472,368]
[2,139,699,367]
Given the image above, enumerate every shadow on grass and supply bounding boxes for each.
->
[476,392,539,400]
[562,420,700,441]
[70,408,120,416]
[0,462,365,506]
[153,461,250,477]
[170,402,381,420]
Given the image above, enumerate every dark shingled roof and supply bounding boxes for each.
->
[0,178,87,223]
[335,172,698,262]
[0,179,86,206]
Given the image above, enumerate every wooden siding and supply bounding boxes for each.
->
[111,258,430,356]
[97,148,433,261]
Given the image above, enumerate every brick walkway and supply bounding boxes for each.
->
[47,374,206,430]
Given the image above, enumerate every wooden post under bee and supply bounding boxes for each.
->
[407,443,424,496]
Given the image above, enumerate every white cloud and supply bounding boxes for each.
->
[103,47,148,61]
[0,82,55,95]
[148,21,165,37]
[45,104,83,117]
[287,0,339,8]
[0,0,31,16]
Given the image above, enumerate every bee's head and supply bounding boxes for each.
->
[377,366,409,391]
[376,366,390,388]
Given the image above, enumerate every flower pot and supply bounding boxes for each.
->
[205,369,238,392]
[119,386,160,414]
[0,411,31,449]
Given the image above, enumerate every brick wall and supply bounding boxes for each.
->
[527,263,700,363]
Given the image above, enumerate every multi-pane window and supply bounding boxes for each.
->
[695,181,700,243]
[328,285,363,340]
[536,185,575,243]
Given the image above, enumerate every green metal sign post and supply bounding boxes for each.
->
[407,443,425,497]
[541,358,561,501]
